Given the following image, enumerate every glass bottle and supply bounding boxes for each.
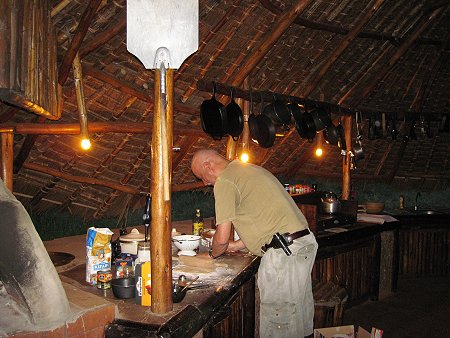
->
[192,208,204,236]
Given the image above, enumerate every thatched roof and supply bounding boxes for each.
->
[1,0,449,219]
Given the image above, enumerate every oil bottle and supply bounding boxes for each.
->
[192,208,204,236]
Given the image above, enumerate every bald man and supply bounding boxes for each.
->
[191,149,318,338]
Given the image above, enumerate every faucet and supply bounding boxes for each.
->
[414,192,422,211]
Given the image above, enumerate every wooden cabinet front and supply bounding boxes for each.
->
[203,276,256,338]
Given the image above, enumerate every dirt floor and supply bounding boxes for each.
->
[343,275,450,337]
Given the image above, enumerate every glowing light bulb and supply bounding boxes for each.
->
[240,153,249,163]
[81,138,91,150]
[315,147,323,157]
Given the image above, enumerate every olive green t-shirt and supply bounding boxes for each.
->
[214,160,308,256]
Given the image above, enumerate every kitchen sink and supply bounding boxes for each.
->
[409,209,441,215]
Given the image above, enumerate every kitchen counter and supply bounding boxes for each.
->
[44,219,260,338]
[44,212,450,337]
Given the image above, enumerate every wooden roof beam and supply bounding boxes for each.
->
[174,0,244,82]
[0,122,204,137]
[82,65,198,115]
[181,2,258,102]
[231,0,313,87]
[22,162,203,196]
[301,0,386,97]
[259,0,445,46]
[79,11,126,59]
[351,7,446,107]
[58,0,102,85]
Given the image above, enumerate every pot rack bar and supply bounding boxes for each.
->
[197,79,446,121]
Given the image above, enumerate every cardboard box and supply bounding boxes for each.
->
[314,325,383,338]
[135,261,151,306]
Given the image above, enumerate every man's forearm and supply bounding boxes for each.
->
[227,239,246,252]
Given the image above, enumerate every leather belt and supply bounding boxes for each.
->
[261,228,310,252]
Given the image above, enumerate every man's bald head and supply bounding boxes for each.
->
[191,149,230,186]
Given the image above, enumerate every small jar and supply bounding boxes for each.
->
[137,242,151,262]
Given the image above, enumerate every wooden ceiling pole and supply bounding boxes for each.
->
[351,7,445,107]
[58,0,102,85]
[341,115,352,200]
[1,132,13,191]
[0,122,204,137]
[150,68,174,313]
[231,0,313,87]
[301,0,386,97]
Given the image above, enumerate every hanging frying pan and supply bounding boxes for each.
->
[296,103,316,142]
[249,94,275,148]
[263,95,292,125]
[336,110,347,152]
[225,88,244,140]
[200,82,227,140]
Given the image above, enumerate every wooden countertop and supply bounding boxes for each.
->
[44,218,260,337]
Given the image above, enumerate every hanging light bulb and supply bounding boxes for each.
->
[72,53,91,151]
[315,132,324,157]
[240,152,249,163]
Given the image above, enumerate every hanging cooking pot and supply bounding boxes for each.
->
[323,120,339,146]
[321,192,341,214]
[200,82,227,140]
[225,88,244,140]
[296,103,316,142]
[263,95,291,125]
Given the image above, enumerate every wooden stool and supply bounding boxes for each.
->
[313,281,348,328]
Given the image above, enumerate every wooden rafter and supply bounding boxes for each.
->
[82,65,198,115]
[301,0,386,97]
[181,1,258,102]
[22,162,203,196]
[351,7,446,107]
[56,104,153,212]
[58,0,102,85]
[172,137,197,172]
[230,0,313,87]
[79,11,126,59]
[174,0,244,82]
[93,141,151,219]
[259,0,445,46]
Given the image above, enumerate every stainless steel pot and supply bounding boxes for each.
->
[321,192,341,214]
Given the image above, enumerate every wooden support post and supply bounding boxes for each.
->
[150,68,174,313]
[1,132,14,191]
[342,116,352,200]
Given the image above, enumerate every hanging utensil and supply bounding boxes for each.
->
[336,108,346,155]
[402,115,409,143]
[381,113,386,138]
[143,194,151,242]
[352,111,364,163]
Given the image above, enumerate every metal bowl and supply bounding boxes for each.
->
[111,277,136,299]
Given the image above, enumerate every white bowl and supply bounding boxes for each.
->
[172,235,201,256]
